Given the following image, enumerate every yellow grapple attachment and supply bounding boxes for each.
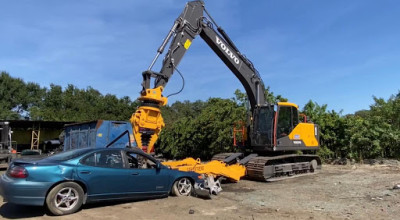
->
[162,158,246,182]
[130,86,167,154]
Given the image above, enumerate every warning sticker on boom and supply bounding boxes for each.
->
[184,39,192,49]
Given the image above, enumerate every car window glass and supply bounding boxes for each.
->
[81,150,123,168]
[47,148,93,161]
[126,152,156,169]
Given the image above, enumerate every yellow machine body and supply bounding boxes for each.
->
[288,123,319,147]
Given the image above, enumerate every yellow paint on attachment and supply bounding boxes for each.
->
[130,105,165,154]
[131,86,167,153]
[138,86,168,106]
[184,39,192,50]
[289,123,319,147]
[162,158,246,182]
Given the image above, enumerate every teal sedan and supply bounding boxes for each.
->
[0,148,206,215]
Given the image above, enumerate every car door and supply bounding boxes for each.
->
[124,151,170,197]
[77,149,133,201]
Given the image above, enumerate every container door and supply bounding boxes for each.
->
[106,121,131,148]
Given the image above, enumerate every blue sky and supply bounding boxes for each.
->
[1,0,399,114]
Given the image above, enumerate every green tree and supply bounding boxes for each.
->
[0,72,44,119]
[158,98,245,160]
[346,93,400,159]
[302,100,345,159]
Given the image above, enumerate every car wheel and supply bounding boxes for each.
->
[171,177,193,196]
[46,182,84,216]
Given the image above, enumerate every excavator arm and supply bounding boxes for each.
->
[131,0,266,153]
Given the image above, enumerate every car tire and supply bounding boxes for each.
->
[171,177,193,196]
[46,182,84,216]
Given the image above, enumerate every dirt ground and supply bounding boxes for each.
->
[1,164,400,220]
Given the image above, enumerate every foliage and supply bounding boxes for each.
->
[264,86,288,103]
[345,94,400,159]
[158,98,246,160]
[0,72,44,119]
[303,92,400,161]
[0,72,138,121]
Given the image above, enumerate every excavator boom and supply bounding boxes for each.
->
[131,0,265,153]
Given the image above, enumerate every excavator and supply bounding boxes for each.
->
[130,0,321,191]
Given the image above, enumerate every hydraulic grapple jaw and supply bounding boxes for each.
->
[130,86,167,154]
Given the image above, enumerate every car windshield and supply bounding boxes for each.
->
[46,148,93,161]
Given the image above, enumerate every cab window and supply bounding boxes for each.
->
[277,106,292,137]
[292,107,299,128]
[81,150,123,168]
[277,106,299,138]
[126,152,157,169]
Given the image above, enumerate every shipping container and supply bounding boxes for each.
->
[64,120,134,151]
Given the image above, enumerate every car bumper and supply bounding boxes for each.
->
[0,174,53,206]
[194,182,211,199]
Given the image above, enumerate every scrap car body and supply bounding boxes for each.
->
[0,147,206,215]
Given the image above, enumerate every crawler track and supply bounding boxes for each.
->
[246,154,321,182]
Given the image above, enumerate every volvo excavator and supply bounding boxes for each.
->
[130,1,321,188]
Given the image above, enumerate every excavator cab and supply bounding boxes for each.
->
[251,102,319,152]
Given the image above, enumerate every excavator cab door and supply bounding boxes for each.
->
[251,106,274,147]
[274,104,300,149]
[276,105,298,139]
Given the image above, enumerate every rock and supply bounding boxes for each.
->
[381,159,399,166]
[189,209,195,214]
[324,158,333,164]
[364,159,379,165]
[333,158,352,165]
[393,184,400,189]
[333,158,346,165]
[364,158,400,166]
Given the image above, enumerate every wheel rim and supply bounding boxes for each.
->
[177,178,192,196]
[54,187,79,211]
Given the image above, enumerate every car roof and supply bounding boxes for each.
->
[85,147,145,154]
[92,147,156,162]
